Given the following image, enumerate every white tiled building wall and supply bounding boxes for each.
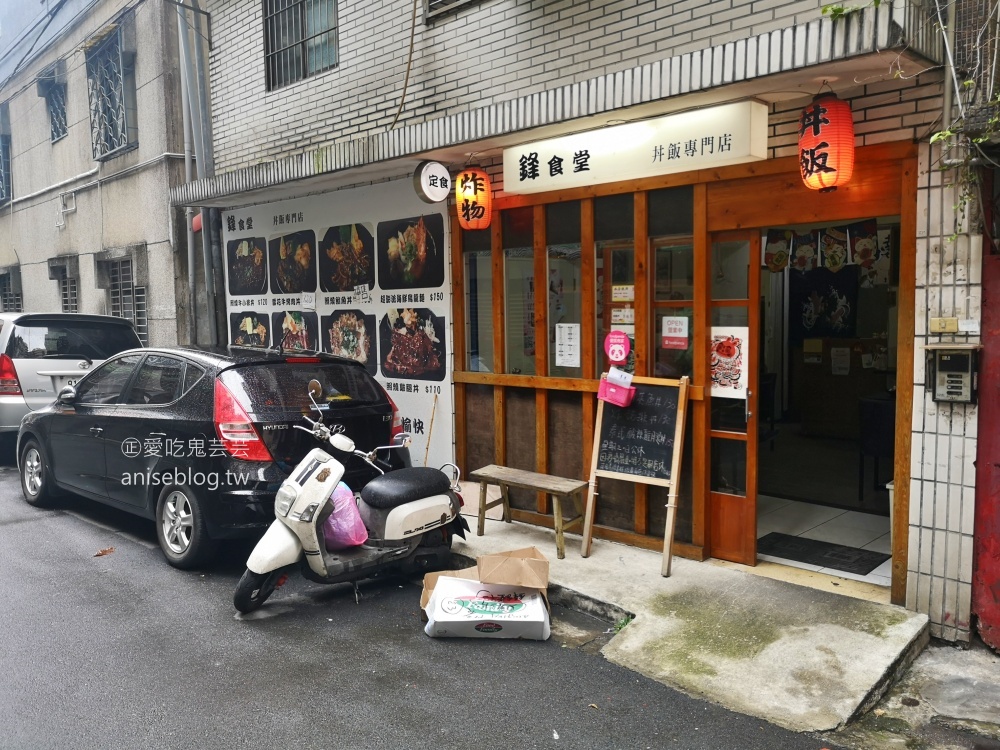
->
[908,142,981,643]
[208,0,853,172]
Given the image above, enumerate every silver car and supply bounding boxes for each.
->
[0,313,143,434]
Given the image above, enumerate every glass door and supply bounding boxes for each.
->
[707,232,760,565]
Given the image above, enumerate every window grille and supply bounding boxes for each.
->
[108,259,148,344]
[0,134,10,206]
[0,274,22,313]
[426,0,482,20]
[264,0,338,90]
[86,28,137,160]
[53,266,78,313]
[45,84,68,143]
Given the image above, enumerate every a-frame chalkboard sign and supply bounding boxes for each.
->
[582,374,690,576]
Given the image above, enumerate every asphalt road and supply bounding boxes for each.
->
[0,461,836,750]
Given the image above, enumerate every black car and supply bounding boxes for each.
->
[17,347,408,569]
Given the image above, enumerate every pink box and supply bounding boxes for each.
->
[598,378,635,407]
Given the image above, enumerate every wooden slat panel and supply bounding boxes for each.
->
[634,191,650,376]
[494,386,506,466]
[491,209,506,469]
[451,212,468,475]
[536,389,549,513]
[707,159,904,231]
[534,205,549,513]
[451,211,466,374]
[581,198,596,380]
[633,191,650,534]
[582,391,595,479]
[692,183,709,550]
[454,371,601,390]
[491,211,505,374]
[534,204,548,376]
[510,509,705,559]
[892,155,918,607]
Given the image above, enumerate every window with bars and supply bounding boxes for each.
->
[45,84,68,143]
[86,27,138,160]
[0,274,22,313]
[0,135,10,207]
[264,0,338,91]
[0,103,10,206]
[107,259,148,344]
[425,0,482,20]
[53,266,78,313]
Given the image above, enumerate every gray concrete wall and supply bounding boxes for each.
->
[0,0,186,346]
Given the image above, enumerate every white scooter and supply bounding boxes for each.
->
[234,380,468,614]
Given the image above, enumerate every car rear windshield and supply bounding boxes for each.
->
[219,361,385,415]
[6,321,142,360]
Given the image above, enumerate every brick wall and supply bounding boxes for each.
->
[207,0,843,172]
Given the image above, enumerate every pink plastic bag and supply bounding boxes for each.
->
[323,482,369,551]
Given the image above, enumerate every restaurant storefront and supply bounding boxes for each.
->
[451,131,917,605]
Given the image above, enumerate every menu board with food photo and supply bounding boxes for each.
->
[376,214,445,290]
[221,179,453,473]
[230,311,270,347]
[271,310,318,351]
[379,308,446,381]
[269,230,317,294]
[319,223,375,293]
[322,310,377,375]
[227,238,268,295]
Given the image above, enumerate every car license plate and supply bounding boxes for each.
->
[57,377,78,389]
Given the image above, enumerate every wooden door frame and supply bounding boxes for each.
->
[704,229,761,566]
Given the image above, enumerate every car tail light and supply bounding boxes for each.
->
[383,389,403,439]
[0,354,22,396]
[214,379,272,461]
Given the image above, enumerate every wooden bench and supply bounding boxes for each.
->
[469,464,590,559]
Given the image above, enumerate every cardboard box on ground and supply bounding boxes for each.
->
[420,547,551,640]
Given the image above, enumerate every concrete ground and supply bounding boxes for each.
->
[454,507,1000,747]
[454,515,929,734]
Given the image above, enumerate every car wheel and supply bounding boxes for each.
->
[20,439,56,508]
[234,569,284,614]
[155,485,214,569]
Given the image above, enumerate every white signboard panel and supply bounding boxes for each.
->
[503,100,768,194]
[222,179,453,470]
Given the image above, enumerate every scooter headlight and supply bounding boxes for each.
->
[275,485,298,517]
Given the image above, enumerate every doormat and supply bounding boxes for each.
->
[757,532,890,576]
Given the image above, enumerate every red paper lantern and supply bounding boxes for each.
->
[798,93,855,192]
[456,167,492,230]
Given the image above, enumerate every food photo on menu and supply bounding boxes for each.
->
[230,312,269,347]
[319,223,375,293]
[227,238,267,295]
[268,229,317,294]
[376,214,445,290]
[379,308,446,382]
[271,310,318,351]
[322,310,377,375]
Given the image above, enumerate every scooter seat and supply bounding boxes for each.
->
[360,467,452,509]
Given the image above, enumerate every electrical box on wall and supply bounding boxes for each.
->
[926,344,980,404]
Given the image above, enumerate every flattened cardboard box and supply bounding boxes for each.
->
[423,576,550,640]
[420,547,551,639]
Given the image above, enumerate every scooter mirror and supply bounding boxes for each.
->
[307,379,323,401]
[391,432,412,448]
[329,433,356,453]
